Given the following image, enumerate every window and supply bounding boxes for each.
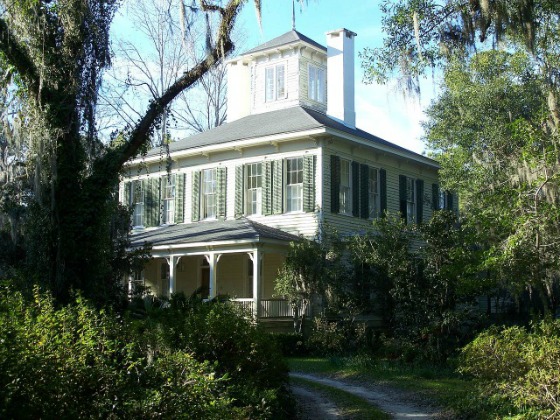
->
[162,175,176,224]
[308,64,325,103]
[406,177,416,224]
[439,190,447,211]
[246,163,262,216]
[286,157,303,212]
[129,269,144,291]
[339,159,352,214]
[368,167,379,218]
[202,168,217,219]
[132,182,144,227]
[265,63,286,102]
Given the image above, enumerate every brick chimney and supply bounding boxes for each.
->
[326,28,357,129]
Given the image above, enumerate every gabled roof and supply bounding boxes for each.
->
[129,218,301,249]
[143,106,437,167]
[242,30,326,55]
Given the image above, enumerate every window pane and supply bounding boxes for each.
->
[309,66,316,100]
[317,68,325,103]
[265,67,274,102]
[287,184,302,212]
[339,160,351,214]
[276,64,285,98]
[133,182,144,226]
[286,158,303,212]
[203,169,216,219]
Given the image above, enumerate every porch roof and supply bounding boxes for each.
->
[129,218,301,249]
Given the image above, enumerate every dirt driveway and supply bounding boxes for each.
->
[291,372,450,419]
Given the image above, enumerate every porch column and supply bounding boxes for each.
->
[205,253,219,299]
[168,255,177,296]
[251,248,261,318]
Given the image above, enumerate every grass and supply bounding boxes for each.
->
[291,376,391,419]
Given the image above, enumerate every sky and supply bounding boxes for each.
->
[110,0,438,155]
[234,0,438,155]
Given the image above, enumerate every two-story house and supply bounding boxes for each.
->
[121,28,455,319]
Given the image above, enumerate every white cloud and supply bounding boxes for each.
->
[355,81,428,155]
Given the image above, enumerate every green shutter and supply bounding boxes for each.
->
[303,155,315,212]
[217,167,227,219]
[145,177,159,227]
[192,171,201,222]
[263,161,272,215]
[360,164,369,219]
[446,191,454,211]
[380,169,387,217]
[330,155,340,213]
[272,160,283,214]
[352,161,360,217]
[234,165,244,218]
[416,179,424,224]
[399,175,407,223]
[432,183,440,211]
[175,173,185,223]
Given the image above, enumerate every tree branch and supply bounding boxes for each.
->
[92,0,242,184]
[0,17,40,97]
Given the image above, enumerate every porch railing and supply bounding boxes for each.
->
[230,299,311,318]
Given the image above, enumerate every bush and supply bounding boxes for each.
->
[0,285,292,418]
[272,332,308,356]
[308,316,368,356]
[460,320,560,416]
[128,293,294,418]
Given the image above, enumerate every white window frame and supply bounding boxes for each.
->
[162,175,176,225]
[368,167,379,219]
[265,62,287,102]
[132,182,144,228]
[308,64,326,103]
[129,269,145,295]
[286,157,303,213]
[406,177,416,224]
[201,168,217,220]
[245,162,263,216]
[339,159,352,215]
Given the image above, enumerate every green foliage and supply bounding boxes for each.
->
[274,226,346,333]
[128,293,293,418]
[0,284,291,418]
[425,49,560,316]
[308,316,368,357]
[348,213,483,363]
[460,320,560,416]
[368,0,560,318]
[272,332,308,357]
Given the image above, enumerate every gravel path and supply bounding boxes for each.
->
[290,372,448,419]
[291,384,344,419]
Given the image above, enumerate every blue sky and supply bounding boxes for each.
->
[235,0,436,155]
[110,0,436,154]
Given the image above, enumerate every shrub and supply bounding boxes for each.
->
[460,320,560,416]
[272,332,308,356]
[308,316,368,356]
[129,293,294,418]
[0,285,291,418]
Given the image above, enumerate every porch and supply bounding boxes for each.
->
[128,218,304,320]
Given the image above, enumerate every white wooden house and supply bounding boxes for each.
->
[121,28,455,319]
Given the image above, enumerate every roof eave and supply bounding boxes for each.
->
[125,127,327,166]
[324,127,439,169]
